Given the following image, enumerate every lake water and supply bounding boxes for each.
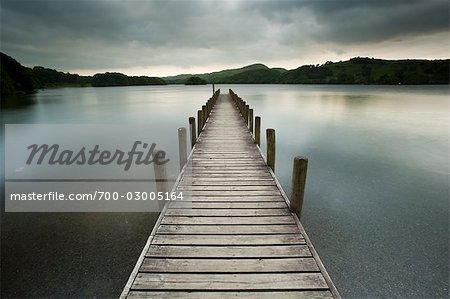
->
[1,84,449,298]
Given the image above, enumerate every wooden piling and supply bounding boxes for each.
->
[202,105,207,127]
[266,128,276,171]
[255,116,261,146]
[153,149,169,210]
[290,156,308,218]
[197,110,202,136]
[178,127,187,171]
[249,108,254,133]
[189,117,196,148]
[245,105,250,124]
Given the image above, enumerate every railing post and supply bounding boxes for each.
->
[197,110,202,136]
[255,116,261,146]
[189,117,196,148]
[290,156,308,218]
[266,128,276,171]
[178,127,187,171]
[249,108,253,132]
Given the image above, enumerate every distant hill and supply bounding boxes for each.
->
[164,63,287,84]
[1,52,448,99]
[164,58,448,85]
[1,53,36,95]
[0,52,167,97]
[91,73,166,87]
[185,76,207,85]
[279,58,449,84]
[33,66,91,87]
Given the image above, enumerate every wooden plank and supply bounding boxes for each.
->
[161,216,295,225]
[164,208,291,217]
[145,245,312,258]
[189,166,269,170]
[132,273,328,290]
[152,234,305,245]
[175,191,281,196]
[182,174,273,179]
[128,291,334,299]
[175,196,284,202]
[157,224,300,234]
[168,202,287,209]
[178,180,276,186]
[140,257,319,273]
[176,185,278,191]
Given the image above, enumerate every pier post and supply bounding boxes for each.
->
[249,109,254,133]
[178,128,187,171]
[189,117,196,148]
[245,105,250,125]
[290,156,308,218]
[266,128,276,171]
[202,105,207,127]
[197,110,203,135]
[255,116,261,146]
[153,149,169,210]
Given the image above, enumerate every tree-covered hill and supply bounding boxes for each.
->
[279,58,449,84]
[0,52,167,96]
[33,66,91,87]
[185,76,207,85]
[91,73,166,87]
[163,58,448,85]
[164,63,287,84]
[1,53,36,95]
[1,52,448,98]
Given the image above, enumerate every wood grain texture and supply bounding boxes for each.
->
[145,245,312,258]
[140,257,319,273]
[132,273,328,290]
[128,291,333,299]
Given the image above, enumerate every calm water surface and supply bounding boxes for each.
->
[1,84,449,298]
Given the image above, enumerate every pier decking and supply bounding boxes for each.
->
[121,92,339,298]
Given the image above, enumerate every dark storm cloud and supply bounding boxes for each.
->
[0,0,448,74]
[241,0,448,43]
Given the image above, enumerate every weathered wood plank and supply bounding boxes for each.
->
[161,216,295,225]
[168,201,287,209]
[176,185,278,191]
[145,245,312,258]
[174,196,284,202]
[128,291,334,299]
[152,234,305,245]
[132,273,328,290]
[175,191,281,196]
[178,179,276,186]
[164,208,291,217]
[140,257,319,273]
[157,224,299,234]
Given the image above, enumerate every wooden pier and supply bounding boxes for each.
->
[120,90,340,298]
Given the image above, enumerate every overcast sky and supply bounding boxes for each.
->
[1,0,448,76]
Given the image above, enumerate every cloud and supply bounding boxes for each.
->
[0,0,448,76]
